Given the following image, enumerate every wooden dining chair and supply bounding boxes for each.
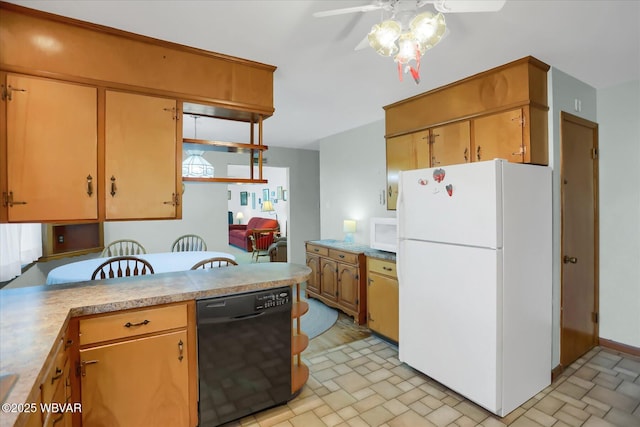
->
[91,256,155,280]
[190,257,238,270]
[249,229,276,262]
[171,234,208,252]
[101,239,147,257]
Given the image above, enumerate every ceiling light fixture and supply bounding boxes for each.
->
[182,115,215,178]
[368,7,446,84]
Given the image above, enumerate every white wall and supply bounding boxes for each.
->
[318,120,394,244]
[549,67,598,366]
[597,80,640,347]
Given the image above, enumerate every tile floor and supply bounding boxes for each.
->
[230,338,640,427]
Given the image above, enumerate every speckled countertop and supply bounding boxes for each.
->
[0,263,310,427]
[307,239,396,262]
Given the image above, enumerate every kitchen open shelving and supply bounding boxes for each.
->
[182,104,269,184]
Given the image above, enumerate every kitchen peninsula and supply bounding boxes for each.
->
[0,263,311,427]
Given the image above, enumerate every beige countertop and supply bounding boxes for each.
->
[0,263,311,427]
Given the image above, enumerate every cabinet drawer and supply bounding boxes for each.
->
[41,338,66,405]
[368,258,397,278]
[79,303,187,346]
[306,244,328,256]
[328,249,358,265]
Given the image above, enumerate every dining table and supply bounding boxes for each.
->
[45,251,237,285]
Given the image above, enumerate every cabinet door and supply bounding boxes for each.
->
[473,108,525,163]
[105,91,179,220]
[320,258,338,301]
[80,330,189,427]
[386,130,429,210]
[367,272,399,341]
[337,263,359,313]
[305,254,321,295]
[4,74,98,222]
[430,121,471,167]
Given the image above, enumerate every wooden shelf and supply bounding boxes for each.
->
[183,138,268,153]
[292,334,309,355]
[292,301,309,319]
[291,362,309,394]
[182,177,268,184]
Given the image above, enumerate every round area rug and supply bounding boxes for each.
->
[299,289,338,339]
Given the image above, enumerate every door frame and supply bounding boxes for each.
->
[559,111,599,367]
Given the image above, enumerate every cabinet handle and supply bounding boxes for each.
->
[3,191,27,207]
[388,185,393,198]
[477,146,482,161]
[86,175,93,196]
[65,339,73,349]
[163,193,178,206]
[431,156,440,166]
[80,360,99,377]
[1,85,26,101]
[511,145,526,156]
[368,312,375,322]
[51,367,63,384]
[110,176,117,197]
[338,254,345,259]
[464,148,468,162]
[124,319,150,328]
[383,266,393,271]
[178,339,184,362]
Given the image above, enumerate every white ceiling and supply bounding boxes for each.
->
[6,0,640,150]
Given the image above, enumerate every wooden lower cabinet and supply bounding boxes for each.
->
[305,242,367,324]
[366,257,399,342]
[80,330,190,427]
[77,302,196,427]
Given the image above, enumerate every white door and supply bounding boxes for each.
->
[398,160,502,249]
[398,239,501,413]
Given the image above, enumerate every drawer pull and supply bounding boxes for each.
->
[383,266,393,271]
[338,254,345,258]
[124,319,150,328]
[51,367,63,384]
[314,248,319,252]
[65,339,73,349]
[178,339,184,362]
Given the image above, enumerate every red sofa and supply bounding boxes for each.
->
[228,217,279,251]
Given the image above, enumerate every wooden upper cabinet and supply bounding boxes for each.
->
[2,73,98,222]
[105,91,180,220]
[430,121,471,167]
[386,130,429,210]
[473,108,526,163]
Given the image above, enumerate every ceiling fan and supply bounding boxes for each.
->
[313,0,507,19]
[314,0,507,83]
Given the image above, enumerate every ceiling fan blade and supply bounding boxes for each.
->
[313,4,383,18]
[354,34,370,51]
[434,0,506,13]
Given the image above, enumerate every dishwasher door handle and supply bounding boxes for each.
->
[232,311,265,320]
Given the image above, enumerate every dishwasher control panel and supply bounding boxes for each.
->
[254,288,291,311]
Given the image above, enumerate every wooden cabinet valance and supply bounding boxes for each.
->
[384,56,549,137]
[0,2,275,119]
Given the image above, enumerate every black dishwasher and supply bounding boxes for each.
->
[197,287,292,426]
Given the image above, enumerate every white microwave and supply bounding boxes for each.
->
[369,217,398,253]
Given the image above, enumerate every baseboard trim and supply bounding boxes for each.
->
[599,338,640,357]
[551,364,564,382]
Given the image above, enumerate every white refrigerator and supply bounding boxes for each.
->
[397,159,552,416]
